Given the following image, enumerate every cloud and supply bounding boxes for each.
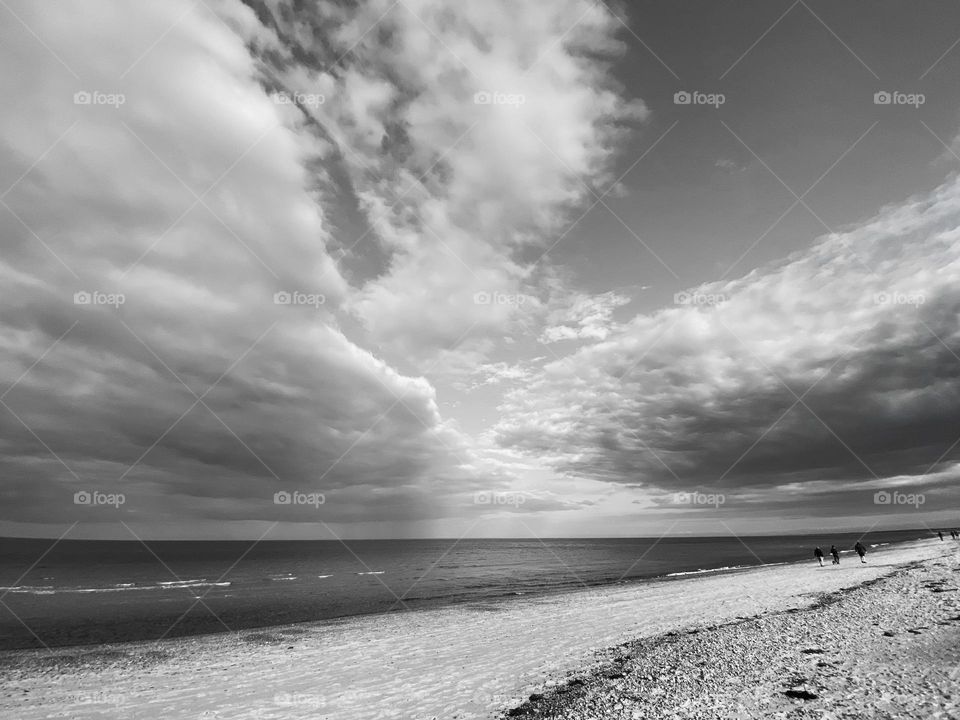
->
[0,0,642,537]
[540,289,630,343]
[460,360,538,392]
[253,0,647,364]
[494,171,960,516]
[0,0,499,535]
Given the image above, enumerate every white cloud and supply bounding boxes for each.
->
[0,0,516,535]
[494,171,960,520]
[257,0,648,364]
[540,289,631,343]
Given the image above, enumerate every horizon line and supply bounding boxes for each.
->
[0,529,939,543]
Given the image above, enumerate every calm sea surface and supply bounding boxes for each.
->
[0,530,930,649]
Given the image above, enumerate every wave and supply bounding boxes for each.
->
[665,565,748,577]
[154,580,231,590]
[0,585,55,595]
[0,581,231,595]
[664,561,789,578]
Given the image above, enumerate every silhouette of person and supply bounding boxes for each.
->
[830,545,840,564]
[939,531,944,541]
[814,546,824,567]
[854,541,867,563]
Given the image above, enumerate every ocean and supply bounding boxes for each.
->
[0,530,930,650]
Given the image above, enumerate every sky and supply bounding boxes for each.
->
[2,0,960,540]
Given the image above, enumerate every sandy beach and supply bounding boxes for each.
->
[0,538,955,719]
[509,541,960,719]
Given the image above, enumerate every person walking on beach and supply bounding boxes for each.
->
[938,531,944,541]
[854,541,867,563]
[830,545,840,564]
[814,546,824,566]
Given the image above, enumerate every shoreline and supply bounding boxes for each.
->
[0,535,921,652]
[0,538,952,718]
[504,543,960,718]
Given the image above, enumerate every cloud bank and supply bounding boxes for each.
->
[495,174,960,517]
[0,0,638,537]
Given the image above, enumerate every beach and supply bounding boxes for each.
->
[0,538,955,719]
[510,541,960,719]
